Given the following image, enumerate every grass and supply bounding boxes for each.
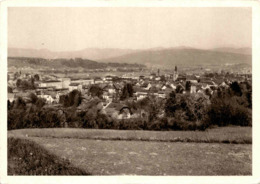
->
[8,126,252,144]
[7,126,252,175]
[8,137,90,175]
[26,137,252,175]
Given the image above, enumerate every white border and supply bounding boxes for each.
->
[1,1,260,184]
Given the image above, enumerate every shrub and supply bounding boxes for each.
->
[207,97,251,127]
[8,137,90,175]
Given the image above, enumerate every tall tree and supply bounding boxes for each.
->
[185,81,191,92]
[176,85,184,94]
[165,91,178,117]
[120,83,134,100]
[34,74,40,81]
[29,93,38,104]
[230,81,242,96]
[89,85,103,98]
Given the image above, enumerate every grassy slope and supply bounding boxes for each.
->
[8,137,90,175]
[8,127,252,175]
[27,137,252,175]
[8,126,252,144]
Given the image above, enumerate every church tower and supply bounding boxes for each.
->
[173,66,178,81]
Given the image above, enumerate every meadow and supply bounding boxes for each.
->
[9,126,252,144]
[8,126,252,175]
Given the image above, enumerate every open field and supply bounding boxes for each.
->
[8,126,252,144]
[13,137,252,175]
[8,127,252,175]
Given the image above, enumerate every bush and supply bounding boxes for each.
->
[207,97,251,127]
[60,90,82,107]
[8,137,90,175]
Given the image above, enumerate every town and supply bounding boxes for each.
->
[7,63,252,124]
[5,6,253,176]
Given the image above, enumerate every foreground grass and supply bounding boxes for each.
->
[29,137,252,175]
[8,126,252,144]
[8,137,90,175]
[8,127,252,175]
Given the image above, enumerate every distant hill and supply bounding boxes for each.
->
[8,47,252,69]
[212,47,252,55]
[8,48,138,60]
[8,57,145,70]
[100,47,252,68]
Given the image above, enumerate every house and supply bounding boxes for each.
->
[219,81,229,88]
[102,92,109,101]
[61,78,71,88]
[134,87,148,101]
[139,75,145,81]
[103,84,116,94]
[103,102,132,119]
[82,78,95,85]
[186,75,198,84]
[8,93,15,102]
[38,94,54,104]
[155,76,161,81]
[42,90,59,103]
[104,75,113,82]
[102,92,114,102]
[161,84,172,91]
[190,85,196,94]
[170,84,177,90]
[158,91,166,99]
[55,88,69,94]
[137,92,148,101]
[212,78,225,86]
[12,88,19,94]
[118,107,132,119]
[94,77,103,84]
[69,83,82,92]
[144,83,152,90]
[70,78,94,85]
[8,80,16,88]
[177,75,186,82]
[201,84,211,90]
[39,80,63,89]
[149,73,156,80]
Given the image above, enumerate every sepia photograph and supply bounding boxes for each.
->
[1,1,259,182]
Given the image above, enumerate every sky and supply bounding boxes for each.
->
[8,7,252,51]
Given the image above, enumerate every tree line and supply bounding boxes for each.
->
[8,81,252,131]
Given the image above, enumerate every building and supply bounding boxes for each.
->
[104,75,113,83]
[69,83,82,92]
[8,93,15,102]
[70,78,94,86]
[61,78,71,88]
[103,102,132,119]
[103,84,117,94]
[190,85,197,94]
[187,75,198,84]
[39,80,63,89]
[173,66,178,81]
[158,91,166,98]
[94,77,103,84]
[134,88,148,101]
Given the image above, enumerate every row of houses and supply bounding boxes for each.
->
[8,70,251,105]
